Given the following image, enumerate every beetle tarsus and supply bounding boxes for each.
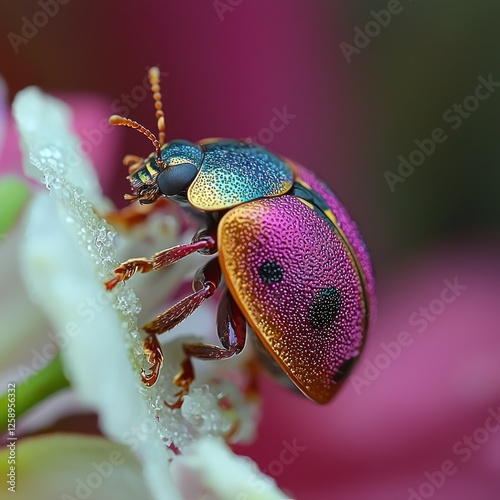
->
[105,258,154,290]
[141,334,164,387]
[105,275,121,291]
[163,356,195,409]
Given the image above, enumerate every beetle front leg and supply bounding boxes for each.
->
[141,257,222,386]
[105,230,216,290]
[123,154,145,175]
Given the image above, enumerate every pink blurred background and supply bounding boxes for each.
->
[1,1,499,498]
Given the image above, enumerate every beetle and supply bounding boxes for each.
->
[105,67,375,405]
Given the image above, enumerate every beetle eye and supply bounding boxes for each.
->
[157,163,199,196]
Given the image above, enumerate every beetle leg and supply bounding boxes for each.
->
[140,258,221,386]
[164,290,247,407]
[163,357,195,409]
[104,197,172,231]
[141,333,164,387]
[122,154,145,175]
[105,232,216,290]
[143,257,221,334]
[183,289,246,360]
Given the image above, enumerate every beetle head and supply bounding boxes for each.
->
[124,141,203,204]
[109,67,202,205]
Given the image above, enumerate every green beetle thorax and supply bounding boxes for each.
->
[188,140,295,211]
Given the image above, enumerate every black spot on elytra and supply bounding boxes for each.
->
[308,286,342,329]
[258,260,284,284]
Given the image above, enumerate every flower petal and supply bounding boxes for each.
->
[171,436,288,500]
[0,188,52,375]
[0,434,152,500]
[21,191,179,499]
[12,86,108,212]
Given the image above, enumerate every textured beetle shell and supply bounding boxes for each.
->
[297,166,376,310]
[188,141,294,211]
[218,165,374,404]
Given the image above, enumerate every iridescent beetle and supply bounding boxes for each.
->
[106,67,375,405]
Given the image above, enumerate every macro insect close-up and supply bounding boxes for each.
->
[0,2,499,500]
[104,67,375,408]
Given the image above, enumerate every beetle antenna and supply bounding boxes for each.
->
[148,66,166,147]
[109,115,166,169]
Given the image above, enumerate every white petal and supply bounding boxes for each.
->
[22,191,179,500]
[171,437,288,500]
[12,86,108,211]
[0,434,152,500]
[0,216,52,374]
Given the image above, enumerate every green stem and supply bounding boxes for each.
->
[0,176,30,240]
[1,355,70,434]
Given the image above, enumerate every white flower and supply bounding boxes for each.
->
[7,86,285,499]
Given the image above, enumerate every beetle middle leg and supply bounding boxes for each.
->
[141,257,222,386]
[164,288,247,408]
[183,289,246,360]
